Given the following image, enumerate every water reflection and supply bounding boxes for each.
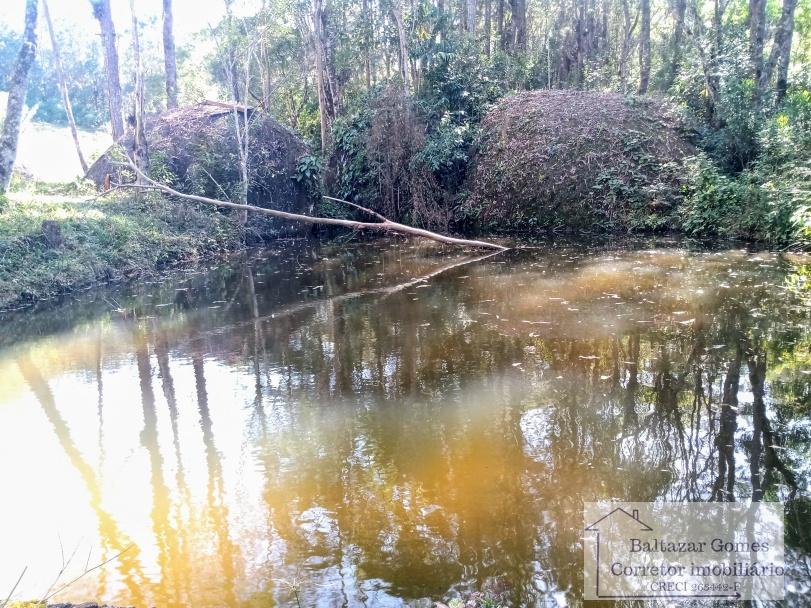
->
[0,240,809,607]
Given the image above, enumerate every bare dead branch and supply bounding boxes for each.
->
[0,566,27,608]
[121,154,508,251]
[322,195,388,222]
[41,545,134,603]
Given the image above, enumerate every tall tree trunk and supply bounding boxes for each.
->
[484,0,492,55]
[392,0,410,95]
[758,0,797,98]
[665,0,687,90]
[0,0,38,193]
[497,0,505,49]
[438,0,445,42]
[775,9,795,101]
[223,1,241,103]
[749,0,767,86]
[618,0,633,93]
[466,0,476,33]
[162,0,179,109]
[363,0,372,91]
[638,0,651,93]
[43,0,88,175]
[508,0,526,52]
[89,0,124,140]
[129,0,148,184]
[311,0,333,151]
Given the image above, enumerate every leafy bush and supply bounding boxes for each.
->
[330,87,449,229]
[680,87,811,248]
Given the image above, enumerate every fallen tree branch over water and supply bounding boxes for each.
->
[121,156,507,250]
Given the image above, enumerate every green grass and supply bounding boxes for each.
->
[0,192,246,310]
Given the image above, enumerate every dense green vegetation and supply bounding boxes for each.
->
[191,0,810,246]
[1,0,810,310]
[0,189,275,309]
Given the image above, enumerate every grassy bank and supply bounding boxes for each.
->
[0,191,248,310]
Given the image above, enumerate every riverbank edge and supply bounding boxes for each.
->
[0,193,268,312]
[0,190,795,313]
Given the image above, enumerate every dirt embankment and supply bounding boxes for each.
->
[462,90,695,234]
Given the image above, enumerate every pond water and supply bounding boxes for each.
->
[1,239,809,607]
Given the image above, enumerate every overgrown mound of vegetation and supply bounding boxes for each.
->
[87,102,318,217]
[462,90,695,233]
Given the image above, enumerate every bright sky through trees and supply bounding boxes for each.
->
[0,0,261,41]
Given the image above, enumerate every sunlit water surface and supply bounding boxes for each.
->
[1,239,810,607]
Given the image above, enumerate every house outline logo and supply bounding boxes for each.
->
[585,507,653,533]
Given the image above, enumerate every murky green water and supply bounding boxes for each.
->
[1,239,809,607]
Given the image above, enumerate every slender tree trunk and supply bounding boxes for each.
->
[0,0,38,193]
[497,0,505,50]
[484,0,492,55]
[129,0,148,184]
[362,0,372,91]
[710,0,723,122]
[749,0,767,85]
[392,0,410,95]
[758,0,797,98]
[466,0,476,33]
[223,1,241,103]
[618,0,633,93]
[162,0,179,109]
[437,0,445,42]
[775,9,795,101]
[311,0,333,151]
[665,0,687,90]
[43,0,88,175]
[89,0,124,140]
[518,0,527,51]
[638,0,651,93]
[232,49,252,224]
[513,0,527,51]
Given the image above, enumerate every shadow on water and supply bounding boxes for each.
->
[0,239,810,607]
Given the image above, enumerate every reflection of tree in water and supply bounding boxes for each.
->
[16,356,147,605]
[134,328,192,607]
[222,248,809,605]
[190,326,240,607]
[12,244,811,606]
